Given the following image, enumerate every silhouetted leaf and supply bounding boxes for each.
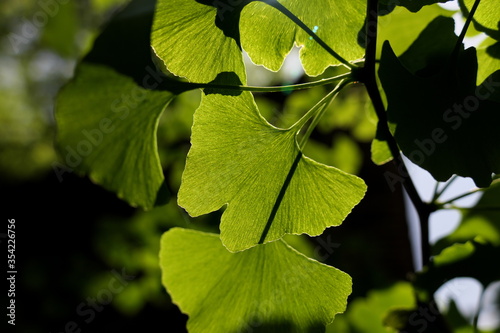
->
[379,17,500,187]
[151,0,247,83]
[151,0,365,82]
[240,0,365,75]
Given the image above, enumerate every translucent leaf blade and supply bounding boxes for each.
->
[178,91,366,252]
[240,0,365,75]
[160,228,352,333]
[461,0,500,40]
[151,0,247,83]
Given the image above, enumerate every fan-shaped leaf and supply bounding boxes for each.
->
[151,0,247,83]
[240,0,365,75]
[160,228,352,333]
[151,0,365,82]
[178,91,366,252]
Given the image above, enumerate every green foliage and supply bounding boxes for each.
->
[151,0,247,83]
[151,0,365,80]
[160,228,352,333]
[178,90,366,252]
[51,0,500,331]
[239,0,365,75]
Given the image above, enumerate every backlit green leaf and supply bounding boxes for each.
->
[378,17,500,187]
[240,0,365,75]
[460,0,500,40]
[151,0,247,83]
[160,228,352,333]
[56,63,174,209]
[151,0,365,82]
[178,91,366,252]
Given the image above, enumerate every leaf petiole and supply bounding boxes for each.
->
[289,79,350,149]
[432,175,458,202]
[189,72,352,93]
[436,187,485,208]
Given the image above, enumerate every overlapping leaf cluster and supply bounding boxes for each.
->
[54,0,500,331]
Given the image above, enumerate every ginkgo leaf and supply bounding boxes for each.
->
[178,91,366,252]
[160,228,352,333]
[151,0,365,82]
[240,0,365,75]
[56,63,174,209]
[378,17,500,188]
[151,0,247,83]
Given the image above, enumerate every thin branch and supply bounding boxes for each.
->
[432,175,458,202]
[451,0,482,59]
[362,0,434,267]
